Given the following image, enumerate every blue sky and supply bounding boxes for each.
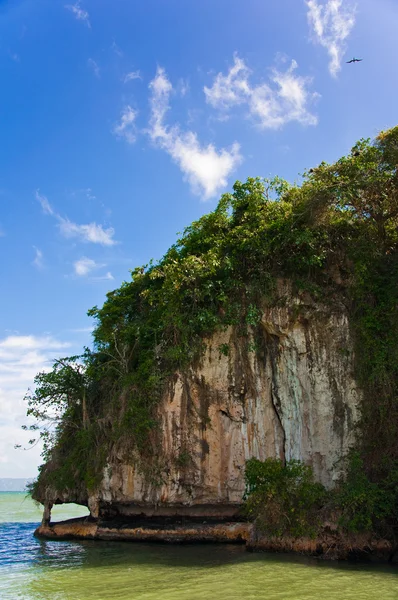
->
[1,0,397,477]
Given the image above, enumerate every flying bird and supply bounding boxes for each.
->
[346,58,363,64]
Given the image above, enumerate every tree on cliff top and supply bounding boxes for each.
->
[297,126,398,246]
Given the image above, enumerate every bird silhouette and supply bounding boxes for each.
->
[346,58,363,63]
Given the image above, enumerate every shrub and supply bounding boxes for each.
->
[336,452,398,533]
[243,458,326,538]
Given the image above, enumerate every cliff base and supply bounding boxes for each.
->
[35,517,250,544]
[247,534,395,562]
[35,517,397,563]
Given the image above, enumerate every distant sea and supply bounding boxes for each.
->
[0,478,32,492]
[0,492,397,599]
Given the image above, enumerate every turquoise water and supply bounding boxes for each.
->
[1,492,397,599]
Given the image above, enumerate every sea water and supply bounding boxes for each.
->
[0,492,397,599]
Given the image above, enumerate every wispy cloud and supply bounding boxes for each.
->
[306,0,356,77]
[32,247,44,270]
[59,219,116,246]
[123,70,142,83]
[87,58,100,78]
[113,106,138,144]
[65,1,91,28]
[111,40,123,57]
[0,334,71,477]
[35,190,55,216]
[178,79,190,97]
[204,54,319,129]
[148,67,242,200]
[68,326,94,333]
[91,271,114,282]
[85,188,96,200]
[69,188,97,201]
[35,192,117,246]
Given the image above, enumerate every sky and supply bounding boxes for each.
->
[0,0,397,478]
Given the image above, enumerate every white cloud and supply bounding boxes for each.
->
[35,191,117,245]
[113,106,138,144]
[306,0,356,77]
[148,67,242,200]
[32,247,44,270]
[204,54,319,129]
[71,260,114,281]
[73,257,99,276]
[0,336,69,352]
[205,55,251,109]
[65,1,91,28]
[87,58,100,78]
[73,257,112,279]
[91,271,114,282]
[123,70,142,83]
[0,334,71,478]
[59,218,116,246]
[35,189,54,216]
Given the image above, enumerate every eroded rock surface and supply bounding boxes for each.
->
[91,292,360,519]
[35,518,250,544]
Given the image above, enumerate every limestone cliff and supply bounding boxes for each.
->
[79,288,359,519]
[31,129,398,552]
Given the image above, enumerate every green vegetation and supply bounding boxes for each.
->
[243,454,398,539]
[25,126,398,537]
[23,353,109,494]
[336,451,398,535]
[244,458,326,538]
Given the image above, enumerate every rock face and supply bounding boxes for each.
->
[92,291,360,520]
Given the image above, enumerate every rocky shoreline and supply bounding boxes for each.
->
[247,534,395,562]
[35,517,397,563]
[35,517,250,544]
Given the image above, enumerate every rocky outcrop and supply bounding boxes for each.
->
[247,530,394,561]
[37,285,361,529]
[34,517,395,562]
[81,288,360,521]
[35,517,250,544]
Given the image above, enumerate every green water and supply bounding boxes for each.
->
[0,490,90,523]
[1,493,397,599]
